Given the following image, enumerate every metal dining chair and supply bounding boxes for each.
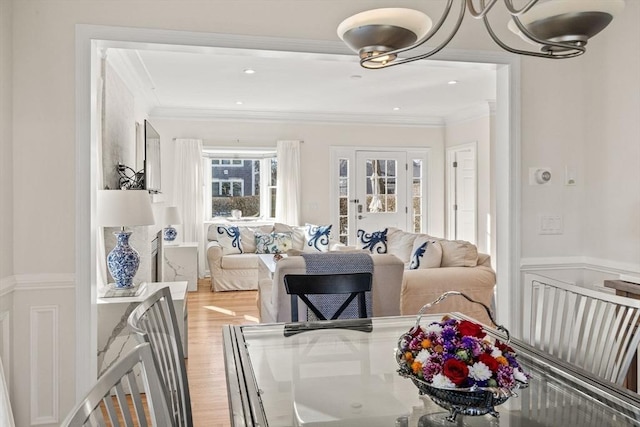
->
[523,273,640,386]
[60,342,172,427]
[128,286,192,426]
[284,272,372,321]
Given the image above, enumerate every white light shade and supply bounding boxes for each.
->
[508,0,625,42]
[97,190,155,227]
[164,206,182,225]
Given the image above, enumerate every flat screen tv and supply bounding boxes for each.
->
[144,120,161,194]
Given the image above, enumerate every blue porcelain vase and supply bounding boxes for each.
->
[164,226,177,242]
[107,231,140,289]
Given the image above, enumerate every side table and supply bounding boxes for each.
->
[161,242,198,292]
[97,281,188,379]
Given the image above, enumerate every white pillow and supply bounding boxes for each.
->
[408,237,442,269]
[304,223,332,252]
[255,232,293,254]
[440,239,478,267]
[215,225,243,255]
[386,227,419,263]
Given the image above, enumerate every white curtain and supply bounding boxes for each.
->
[275,140,301,226]
[172,139,205,277]
[96,57,108,289]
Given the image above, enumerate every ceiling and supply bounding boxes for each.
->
[107,45,497,126]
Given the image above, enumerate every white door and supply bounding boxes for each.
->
[354,151,408,234]
[447,144,477,243]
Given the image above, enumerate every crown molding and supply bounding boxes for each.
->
[150,106,445,127]
[444,101,493,126]
[104,48,159,111]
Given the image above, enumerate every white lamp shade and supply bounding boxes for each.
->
[164,206,182,225]
[97,190,155,227]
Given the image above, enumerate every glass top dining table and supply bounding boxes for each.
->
[222,315,640,426]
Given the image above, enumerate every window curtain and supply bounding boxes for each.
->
[172,139,205,278]
[96,58,108,290]
[275,140,301,226]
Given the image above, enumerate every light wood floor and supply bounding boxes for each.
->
[186,279,260,427]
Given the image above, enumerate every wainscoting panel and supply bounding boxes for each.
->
[29,306,59,425]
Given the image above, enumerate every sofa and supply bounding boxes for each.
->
[355,227,496,325]
[206,222,343,291]
[258,253,405,323]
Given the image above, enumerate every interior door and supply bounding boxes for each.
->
[447,145,477,243]
[355,151,408,234]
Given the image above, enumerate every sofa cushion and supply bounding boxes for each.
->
[356,228,388,254]
[273,223,306,251]
[408,237,442,269]
[240,225,273,253]
[386,227,419,263]
[440,239,478,267]
[255,232,294,254]
[215,225,243,255]
[221,253,260,270]
[303,223,332,252]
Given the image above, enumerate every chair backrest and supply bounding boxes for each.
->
[61,343,172,427]
[284,272,373,322]
[523,273,640,385]
[128,286,192,426]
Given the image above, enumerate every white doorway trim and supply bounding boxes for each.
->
[446,142,478,243]
[75,25,521,399]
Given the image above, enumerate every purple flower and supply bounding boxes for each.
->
[422,361,442,382]
[441,326,457,341]
[497,365,515,388]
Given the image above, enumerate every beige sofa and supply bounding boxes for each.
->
[206,222,342,291]
[258,253,405,323]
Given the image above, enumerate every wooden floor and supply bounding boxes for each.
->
[186,279,260,427]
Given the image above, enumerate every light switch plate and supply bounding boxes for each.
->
[539,215,563,235]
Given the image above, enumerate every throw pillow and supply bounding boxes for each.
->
[440,239,479,267]
[386,227,419,263]
[304,223,332,252]
[357,228,388,254]
[255,232,293,254]
[408,237,443,269]
[216,225,243,255]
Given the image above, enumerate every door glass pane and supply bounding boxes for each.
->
[412,159,423,233]
[338,158,350,244]
[366,159,397,213]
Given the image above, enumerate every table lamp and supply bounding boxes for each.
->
[97,190,155,289]
[163,206,182,242]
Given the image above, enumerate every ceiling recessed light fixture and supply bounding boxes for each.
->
[393,107,401,111]
[350,74,363,79]
[243,69,255,74]
[236,101,243,105]
[448,80,458,85]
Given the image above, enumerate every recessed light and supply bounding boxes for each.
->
[448,80,458,85]
[243,69,256,74]
[236,101,243,105]
[393,107,401,111]
[350,74,362,79]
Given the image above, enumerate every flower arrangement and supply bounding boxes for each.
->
[398,317,529,391]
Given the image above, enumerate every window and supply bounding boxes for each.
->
[203,151,277,219]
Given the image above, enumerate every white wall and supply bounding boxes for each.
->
[444,109,492,255]
[0,0,13,281]
[152,118,446,235]
[5,0,640,424]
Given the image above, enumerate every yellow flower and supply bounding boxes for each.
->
[405,351,414,362]
[421,339,432,348]
[496,356,508,366]
[434,344,444,353]
[411,361,422,374]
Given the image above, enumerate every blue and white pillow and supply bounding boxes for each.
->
[255,232,293,254]
[304,223,332,252]
[216,225,243,255]
[357,228,388,254]
[408,237,442,269]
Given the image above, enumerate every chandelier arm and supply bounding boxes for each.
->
[501,0,541,17]
[482,13,585,59]
[466,0,499,19]
[360,0,466,68]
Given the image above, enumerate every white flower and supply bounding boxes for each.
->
[513,368,528,383]
[431,373,456,389]
[424,323,443,335]
[414,349,430,365]
[490,346,502,358]
[468,361,492,381]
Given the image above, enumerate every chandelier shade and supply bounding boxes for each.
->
[337,8,432,67]
[338,0,625,68]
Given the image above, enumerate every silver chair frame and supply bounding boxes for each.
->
[60,342,172,426]
[128,286,192,426]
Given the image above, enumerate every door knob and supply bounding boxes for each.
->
[358,215,366,220]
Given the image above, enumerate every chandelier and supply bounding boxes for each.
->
[337,0,625,69]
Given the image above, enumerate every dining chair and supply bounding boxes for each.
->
[284,272,372,321]
[60,342,172,427]
[128,286,192,426]
[523,273,640,385]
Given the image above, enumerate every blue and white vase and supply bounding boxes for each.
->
[164,226,177,242]
[107,231,140,289]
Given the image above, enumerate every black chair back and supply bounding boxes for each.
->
[284,272,373,321]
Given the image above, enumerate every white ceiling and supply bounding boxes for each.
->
[108,46,497,126]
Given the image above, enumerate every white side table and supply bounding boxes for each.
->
[97,281,188,379]
[161,242,198,292]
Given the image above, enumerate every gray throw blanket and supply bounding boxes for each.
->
[300,252,373,321]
